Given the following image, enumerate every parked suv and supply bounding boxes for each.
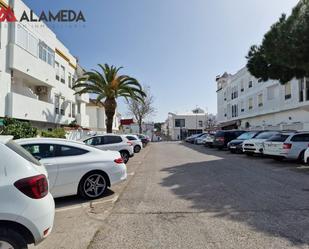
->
[83,134,134,163]
[125,135,143,153]
[243,131,279,155]
[213,130,246,149]
[0,136,54,249]
[264,132,309,162]
[227,131,265,153]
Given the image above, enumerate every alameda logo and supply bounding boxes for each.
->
[0,7,17,22]
[20,10,86,22]
[0,7,86,23]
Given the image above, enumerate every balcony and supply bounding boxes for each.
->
[8,43,56,88]
[75,89,90,103]
[7,92,75,124]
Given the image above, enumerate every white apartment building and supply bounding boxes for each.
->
[165,109,209,140]
[217,67,309,131]
[86,100,121,133]
[0,0,89,129]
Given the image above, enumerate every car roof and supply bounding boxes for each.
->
[0,135,13,144]
[16,137,84,146]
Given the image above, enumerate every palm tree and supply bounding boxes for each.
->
[73,64,146,133]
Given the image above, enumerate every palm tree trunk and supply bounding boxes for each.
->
[138,118,142,134]
[104,98,117,133]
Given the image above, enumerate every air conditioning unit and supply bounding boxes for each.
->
[36,86,48,94]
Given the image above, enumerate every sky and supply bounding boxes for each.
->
[23,0,299,122]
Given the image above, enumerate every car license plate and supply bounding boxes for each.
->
[230,146,236,149]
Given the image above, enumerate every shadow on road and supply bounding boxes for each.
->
[55,189,115,209]
[160,142,309,246]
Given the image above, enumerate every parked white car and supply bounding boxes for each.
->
[264,132,309,162]
[83,134,134,163]
[16,138,127,199]
[0,136,54,249]
[195,134,208,145]
[125,135,143,153]
[243,131,279,155]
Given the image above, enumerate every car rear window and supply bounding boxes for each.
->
[255,132,278,139]
[215,131,225,137]
[126,136,137,141]
[6,140,41,166]
[267,134,289,142]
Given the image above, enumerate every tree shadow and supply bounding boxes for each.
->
[161,143,309,245]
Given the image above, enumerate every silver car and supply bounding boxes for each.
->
[263,132,309,162]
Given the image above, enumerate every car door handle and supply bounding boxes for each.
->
[44,163,54,166]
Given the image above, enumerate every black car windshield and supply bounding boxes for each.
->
[237,132,257,140]
[255,132,278,139]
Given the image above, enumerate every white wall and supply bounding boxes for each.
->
[217,67,309,131]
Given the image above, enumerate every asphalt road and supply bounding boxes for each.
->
[89,142,309,249]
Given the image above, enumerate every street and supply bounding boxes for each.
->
[34,142,309,249]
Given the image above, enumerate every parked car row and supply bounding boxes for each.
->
[189,130,309,163]
[0,133,149,249]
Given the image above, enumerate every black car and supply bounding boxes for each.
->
[136,134,150,147]
[213,130,246,149]
[227,131,265,153]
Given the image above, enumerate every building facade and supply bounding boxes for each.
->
[217,67,309,131]
[0,0,89,129]
[86,100,121,133]
[165,109,209,140]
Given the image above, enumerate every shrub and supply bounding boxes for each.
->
[40,128,66,138]
[0,117,37,139]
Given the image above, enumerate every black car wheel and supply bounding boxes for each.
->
[134,145,141,153]
[0,227,28,249]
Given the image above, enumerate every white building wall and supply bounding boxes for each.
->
[217,67,309,131]
[0,0,89,128]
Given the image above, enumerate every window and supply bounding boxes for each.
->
[248,81,253,88]
[240,80,244,92]
[55,62,60,81]
[198,120,203,127]
[72,103,76,118]
[22,144,55,159]
[268,134,289,142]
[224,92,227,101]
[68,73,72,88]
[58,146,88,157]
[258,93,263,107]
[68,102,72,117]
[126,136,137,141]
[248,97,253,110]
[285,82,292,100]
[85,137,102,146]
[175,119,185,128]
[240,101,244,112]
[6,141,41,166]
[16,24,38,56]
[77,103,81,114]
[255,132,278,139]
[60,97,65,115]
[103,136,123,144]
[306,78,309,101]
[60,66,65,83]
[291,134,309,142]
[54,95,60,114]
[39,41,54,66]
[299,78,304,102]
[267,85,276,100]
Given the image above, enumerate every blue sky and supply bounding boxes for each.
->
[23,0,298,122]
